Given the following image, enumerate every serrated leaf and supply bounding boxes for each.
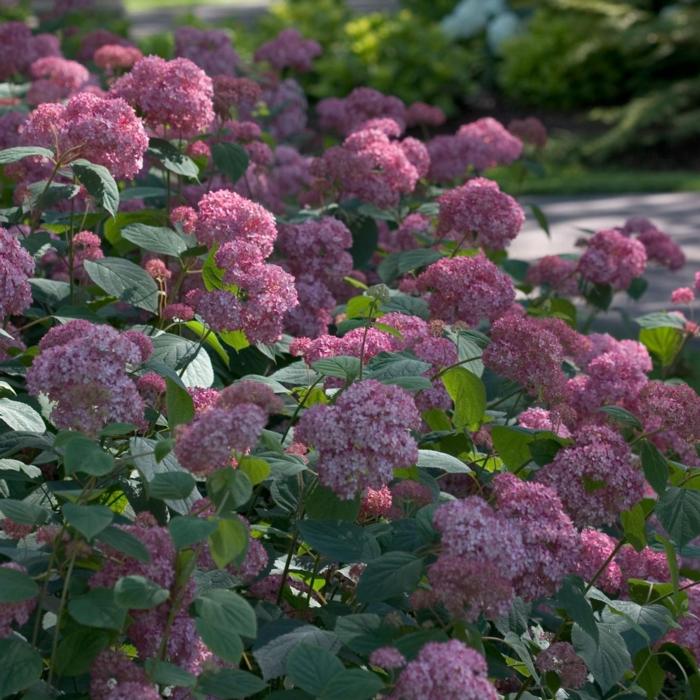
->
[572,623,630,693]
[0,638,42,697]
[196,669,267,698]
[165,377,195,429]
[169,515,218,549]
[121,223,189,256]
[0,399,44,433]
[297,520,380,563]
[96,526,151,563]
[441,367,485,431]
[148,138,199,179]
[68,587,126,629]
[207,516,248,569]
[356,552,423,602]
[212,142,250,184]
[71,159,119,217]
[149,471,196,500]
[312,356,361,382]
[62,434,114,477]
[0,566,39,603]
[286,643,343,695]
[63,503,113,540]
[640,439,668,494]
[656,486,700,547]
[114,575,169,609]
[84,257,159,313]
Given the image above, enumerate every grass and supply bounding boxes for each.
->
[492,166,700,196]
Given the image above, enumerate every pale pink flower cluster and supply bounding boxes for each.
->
[26,320,151,434]
[0,226,35,320]
[508,116,548,149]
[406,101,446,128]
[369,646,406,669]
[94,44,143,74]
[78,29,133,63]
[574,528,622,594]
[254,28,321,73]
[111,56,214,138]
[518,407,571,438]
[90,650,159,700]
[621,216,685,270]
[578,228,647,290]
[536,642,587,689]
[436,177,524,250]
[295,380,421,499]
[175,381,282,475]
[359,485,393,520]
[27,56,90,105]
[389,640,498,700]
[213,76,261,119]
[416,253,515,325]
[317,87,406,136]
[262,78,309,140]
[175,27,240,77]
[526,255,579,296]
[21,92,148,179]
[0,562,37,638]
[536,426,644,527]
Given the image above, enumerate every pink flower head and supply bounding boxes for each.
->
[94,44,143,74]
[536,426,644,527]
[526,255,579,296]
[26,320,150,434]
[317,87,406,136]
[622,218,685,271]
[359,485,393,520]
[174,26,240,77]
[390,640,498,700]
[578,229,647,290]
[21,91,148,179]
[436,177,525,250]
[575,528,622,594]
[261,77,309,140]
[536,643,587,689]
[254,28,321,73]
[110,56,214,139]
[507,117,548,149]
[90,650,159,700]
[0,226,35,320]
[0,22,60,81]
[406,101,446,128]
[671,287,694,305]
[170,205,198,235]
[213,76,261,119]
[0,563,37,637]
[295,380,421,499]
[456,117,523,171]
[416,253,515,325]
[518,407,571,438]
[163,303,194,321]
[369,646,406,669]
[27,56,89,104]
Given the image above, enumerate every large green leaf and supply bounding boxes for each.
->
[68,587,127,629]
[297,520,380,563]
[71,159,119,217]
[572,622,630,693]
[169,516,218,550]
[165,377,195,429]
[196,669,267,699]
[640,326,684,367]
[0,146,53,164]
[96,526,151,563]
[640,439,668,494]
[121,223,190,257]
[63,503,113,540]
[114,575,169,610]
[147,332,214,388]
[196,589,257,638]
[207,516,248,569]
[416,449,471,473]
[62,434,114,477]
[656,486,700,547]
[84,257,159,313]
[356,552,423,602]
[0,399,44,433]
[286,643,344,696]
[212,142,250,184]
[0,639,42,698]
[312,356,361,382]
[149,471,196,500]
[441,367,486,431]
[319,669,384,700]
[0,566,39,603]
[148,138,199,179]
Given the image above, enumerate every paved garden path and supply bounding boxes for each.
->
[512,192,700,334]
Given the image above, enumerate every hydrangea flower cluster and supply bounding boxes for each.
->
[536,642,588,689]
[0,226,34,320]
[295,380,421,498]
[254,28,321,73]
[26,320,151,434]
[578,228,647,290]
[174,27,240,77]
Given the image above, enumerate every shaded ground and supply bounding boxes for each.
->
[514,192,700,333]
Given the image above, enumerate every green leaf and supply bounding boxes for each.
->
[627,276,648,300]
[636,312,687,330]
[0,399,44,433]
[96,526,151,563]
[63,503,113,540]
[656,486,700,547]
[114,575,169,609]
[416,449,471,473]
[196,617,244,664]
[441,367,486,431]
[71,159,119,217]
[0,146,53,164]
[640,326,684,367]
[208,469,253,510]
[555,577,598,643]
[169,516,218,549]
[601,600,673,656]
[68,587,127,629]
[207,516,248,569]
[635,648,664,700]
[196,669,267,699]
[145,660,196,688]
[148,332,214,388]
[148,138,199,179]
[184,319,231,367]
[491,425,535,471]
[149,471,196,500]
[84,257,159,313]
[530,203,550,237]
[196,589,257,638]
[238,456,270,485]
[356,552,423,602]
[365,351,431,384]
[297,520,380,563]
[584,282,613,311]
[286,643,343,695]
[121,223,189,257]
[304,483,360,521]
[0,638,42,698]
[62,434,115,477]
[621,501,649,551]
[349,215,378,269]
[312,356,361,382]
[53,628,110,676]
[212,142,250,184]
[572,623,630,693]
[0,499,49,526]
[0,566,39,603]
[599,405,642,430]
[319,669,384,700]
[641,439,669,495]
[165,377,195,429]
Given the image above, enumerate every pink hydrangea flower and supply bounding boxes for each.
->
[390,640,498,700]
[0,226,35,320]
[21,92,148,179]
[389,480,433,519]
[27,56,90,105]
[359,486,393,520]
[213,76,261,119]
[254,28,321,73]
[416,253,515,325]
[0,22,60,80]
[664,588,700,661]
[369,646,406,669]
[621,218,685,271]
[578,229,647,290]
[295,380,421,499]
[518,407,572,438]
[536,642,587,689]
[406,101,446,127]
[26,320,150,435]
[526,255,579,296]
[317,87,406,136]
[90,650,159,700]
[94,44,143,74]
[436,177,525,250]
[261,77,309,140]
[110,56,214,139]
[174,26,240,77]
[536,426,644,527]
[507,117,548,149]
[671,287,695,305]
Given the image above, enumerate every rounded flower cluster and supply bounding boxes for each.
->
[574,528,622,594]
[0,562,37,638]
[110,56,214,138]
[175,381,282,475]
[526,255,579,296]
[0,226,35,320]
[492,473,580,600]
[536,642,587,689]
[27,56,90,105]
[316,87,406,136]
[90,650,160,700]
[21,92,148,179]
[436,177,524,250]
[0,22,60,81]
[295,380,421,499]
[390,640,498,700]
[429,496,524,620]
[369,646,406,669]
[508,117,548,149]
[26,320,150,435]
[578,229,647,290]
[416,253,515,325]
[94,44,143,74]
[536,426,645,527]
[406,101,446,128]
[621,217,685,270]
[213,76,261,119]
[254,28,321,73]
[518,407,571,438]
[174,26,240,77]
